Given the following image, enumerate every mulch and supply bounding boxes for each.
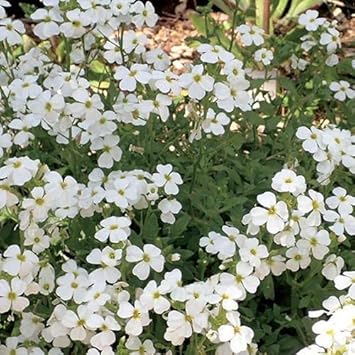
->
[139,10,354,66]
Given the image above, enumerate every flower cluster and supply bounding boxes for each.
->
[298,10,342,68]
[296,125,355,184]
[201,167,353,273]
[0,0,353,354]
[198,166,354,353]
[297,272,355,354]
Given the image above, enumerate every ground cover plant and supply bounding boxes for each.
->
[0,1,354,354]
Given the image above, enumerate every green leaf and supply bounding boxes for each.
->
[255,0,264,28]
[286,0,323,18]
[278,76,297,94]
[171,214,191,236]
[211,0,235,16]
[271,0,288,20]
[299,295,311,308]
[142,213,159,240]
[244,111,262,125]
[261,275,275,300]
[189,12,211,37]
[89,60,107,74]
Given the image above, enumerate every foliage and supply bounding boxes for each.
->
[207,0,323,34]
[0,1,354,355]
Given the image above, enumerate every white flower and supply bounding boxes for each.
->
[274,217,299,247]
[83,110,117,138]
[286,244,311,272]
[2,244,39,277]
[222,225,246,252]
[86,246,122,284]
[290,54,308,71]
[56,270,89,303]
[151,94,172,122]
[164,300,208,345]
[111,0,132,16]
[145,48,170,71]
[160,269,187,302]
[222,59,245,81]
[0,157,39,186]
[300,34,317,51]
[152,164,183,195]
[131,1,158,28]
[0,18,25,45]
[296,126,325,153]
[298,10,324,31]
[88,315,120,350]
[298,228,330,260]
[105,177,139,209]
[239,238,268,267]
[44,172,79,209]
[254,48,273,65]
[0,337,27,355]
[320,27,340,53]
[91,135,122,169]
[117,300,151,336]
[325,53,339,67]
[152,70,180,94]
[326,187,354,215]
[255,255,286,280]
[323,210,355,236]
[0,125,12,158]
[140,280,170,314]
[0,278,29,313]
[297,189,326,226]
[214,79,252,112]
[322,254,344,280]
[271,169,306,196]
[9,116,36,147]
[220,262,260,299]
[329,81,355,102]
[122,30,148,54]
[241,212,260,235]
[237,24,264,46]
[103,39,123,64]
[201,109,230,136]
[199,231,234,260]
[114,64,151,92]
[126,244,165,280]
[70,89,103,119]
[126,337,155,355]
[28,91,65,128]
[250,192,289,234]
[60,9,90,38]
[235,262,260,295]
[334,271,355,298]
[62,305,97,341]
[24,224,50,254]
[158,197,182,224]
[214,284,243,311]
[312,319,347,349]
[0,0,10,19]
[95,216,131,242]
[197,44,234,64]
[38,264,55,295]
[22,187,52,222]
[179,64,214,100]
[218,312,254,353]
[32,8,63,39]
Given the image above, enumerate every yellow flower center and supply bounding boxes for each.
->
[7,291,17,301]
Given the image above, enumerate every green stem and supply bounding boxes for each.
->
[228,9,238,51]
[189,144,202,194]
